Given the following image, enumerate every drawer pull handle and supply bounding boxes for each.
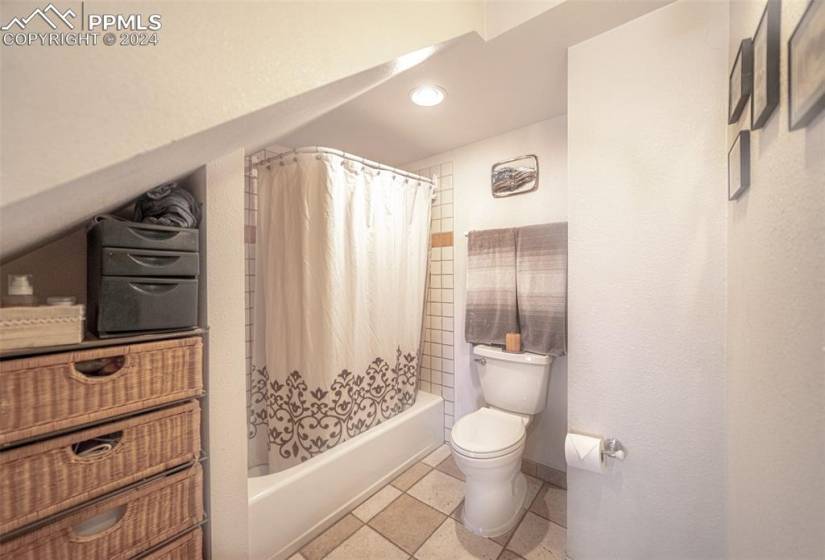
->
[127,253,181,267]
[74,356,126,377]
[71,431,123,459]
[127,226,180,241]
[70,505,128,541]
[128,282,178,295]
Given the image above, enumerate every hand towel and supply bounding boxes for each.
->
[465,228,518,346]
[516,222,567,356]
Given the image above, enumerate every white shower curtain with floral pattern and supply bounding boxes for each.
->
[248,152,432,472]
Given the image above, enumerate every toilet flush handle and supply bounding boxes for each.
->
[473,357,487,365]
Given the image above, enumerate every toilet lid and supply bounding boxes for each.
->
[450,408,526,459]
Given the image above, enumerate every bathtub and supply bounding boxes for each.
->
[248,391,444,560]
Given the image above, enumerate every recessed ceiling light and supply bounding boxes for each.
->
[410,85,446,107]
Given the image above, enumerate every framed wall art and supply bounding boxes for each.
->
[789,0,825,130]
[728,130,751,201]
[729,38,754,124]
[752,0,781,129]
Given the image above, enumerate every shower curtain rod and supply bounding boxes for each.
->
[251,146,435,185]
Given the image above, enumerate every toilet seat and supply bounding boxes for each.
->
[450,407,526,459]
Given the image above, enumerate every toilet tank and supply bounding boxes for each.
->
[473,345,552,414]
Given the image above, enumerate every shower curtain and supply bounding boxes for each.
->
[248,152,432,472]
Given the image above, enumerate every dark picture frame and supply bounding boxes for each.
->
[789,0,825,130]
[729,38,754,124]
[752,0,781,129]
[728,130,751,201]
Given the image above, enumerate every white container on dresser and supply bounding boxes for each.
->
[0,333,206,560]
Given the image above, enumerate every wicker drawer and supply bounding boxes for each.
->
[143,528,203,560]
[0,336,203,445]
[0,401,201,534]
[0,464,203,560]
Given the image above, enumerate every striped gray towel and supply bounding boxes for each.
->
[516,223,567,356]
[465,228,518,346]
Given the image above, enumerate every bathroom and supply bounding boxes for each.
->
[1,1,823,560]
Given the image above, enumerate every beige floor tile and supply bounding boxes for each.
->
[392,462,432,491]
[506,512,566,560]
[353,485,403,522]
[326,525,408,560]
[422,444,453,466]
[287,554,307,560]
[450,499,464,520]
[484,475,543,546]
[499,550,527,560]
[300,514,362,560]
[435,454,465,481]
[529,484,566,528]
[369,493,446,553]
[408,469,465,514]
[414,518,502,560]
[524,475,543,509]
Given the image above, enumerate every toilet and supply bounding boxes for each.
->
[449,344,552,537]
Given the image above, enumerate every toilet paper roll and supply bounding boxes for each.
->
[565,433,605,473]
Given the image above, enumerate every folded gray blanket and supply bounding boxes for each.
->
[134,182,201,228]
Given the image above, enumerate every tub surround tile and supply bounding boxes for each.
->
[408,469,465,514]
[422,444,451,467]
[435,454,464,481]
[506,512,566,560]
[300,514,363,560]
[354,485,403,523]
[414,518,502,560]
[392,462,432,491]
[529,484,567,528]
[326,525,408,560]
[369,494,446,554]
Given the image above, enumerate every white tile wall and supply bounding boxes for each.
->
[244,160,257,401]
[414,162,456,442]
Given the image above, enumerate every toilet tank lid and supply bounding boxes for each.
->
[473,344,551,365]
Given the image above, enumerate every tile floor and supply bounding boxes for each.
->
[290,445,567,560]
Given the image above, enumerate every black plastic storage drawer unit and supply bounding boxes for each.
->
[88,219,200,337]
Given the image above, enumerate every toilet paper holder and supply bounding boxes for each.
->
[602,438,626,461]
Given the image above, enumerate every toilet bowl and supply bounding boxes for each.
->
[450,407,530,537]
[450,345,552,537]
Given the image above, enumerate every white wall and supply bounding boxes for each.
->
[726,2,825,558]
[567,1,728,558]
[407,116,568,471]
[188,149,249,559]
[1,1,483,206]
[483,0,564,39]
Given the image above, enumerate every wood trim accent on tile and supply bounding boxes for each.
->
[431,232,453,248]
[245,225,256,244]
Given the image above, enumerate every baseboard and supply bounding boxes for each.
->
[521,458,566,489]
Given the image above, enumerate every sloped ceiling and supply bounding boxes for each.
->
[278,0,673,166]
[0,37,464,261]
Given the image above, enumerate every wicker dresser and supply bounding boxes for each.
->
[0,332,205,559]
